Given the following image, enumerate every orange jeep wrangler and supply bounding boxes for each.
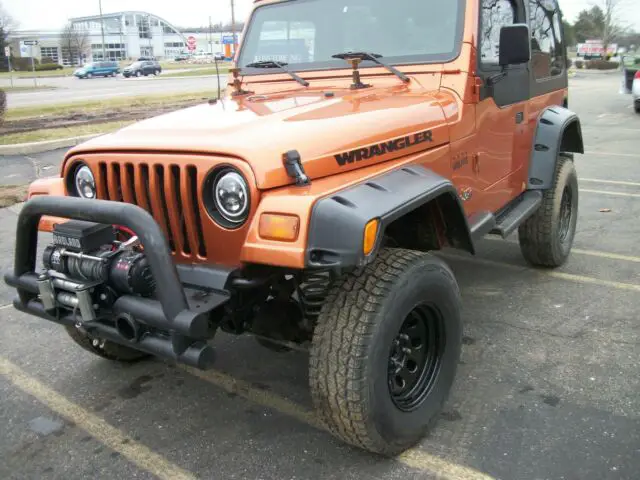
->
[4,0,583,456]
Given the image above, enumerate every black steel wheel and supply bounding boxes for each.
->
[518,155,578,267]
[310,248,462,456]
[388,305,445,412]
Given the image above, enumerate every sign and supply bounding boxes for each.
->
[187,35,197,52]
[23,40,39,46]
[222,35,238,45]
[4,46,9,57]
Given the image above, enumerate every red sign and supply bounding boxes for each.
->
[187,36,197,52]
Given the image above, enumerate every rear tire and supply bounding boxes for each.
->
[634,102,640,114]
[518,154,578,267]
[309,248,462,456]
[64,326,149,362]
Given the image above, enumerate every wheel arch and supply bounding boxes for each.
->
[528,105,584,190]
[305,165,474,269]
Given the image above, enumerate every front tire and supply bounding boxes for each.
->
[518,154,578,267]
[309,248,462,456]
[64,325,149,363]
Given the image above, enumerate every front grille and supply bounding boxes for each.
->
[97,162,207,258]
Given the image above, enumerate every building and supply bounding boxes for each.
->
[7,11,237,65]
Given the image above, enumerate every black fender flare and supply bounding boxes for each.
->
[305,165,474,269]
[528,105,584,190]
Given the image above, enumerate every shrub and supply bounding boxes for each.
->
[0,89,6,125]
[585,59,619,70]
[10,56,39,71]
[35,63,64,71]
[574,60,584,69]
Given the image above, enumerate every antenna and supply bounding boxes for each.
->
[214,57,221,99]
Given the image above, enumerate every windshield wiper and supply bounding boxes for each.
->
[331,52,410,83]
[244,60,310,87]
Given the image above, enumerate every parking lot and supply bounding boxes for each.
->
[0,71,639,480]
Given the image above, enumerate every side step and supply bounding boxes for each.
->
[490,190,543,238]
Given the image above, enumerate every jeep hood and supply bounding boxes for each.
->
[67,80,454,190]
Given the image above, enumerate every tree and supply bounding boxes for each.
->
[573,6,605,43]
[562,20,575,47]
[60,23,91,66]
[599,0,628,52]
[0,1,17,57]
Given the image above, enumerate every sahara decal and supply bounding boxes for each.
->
[334,129,433,166]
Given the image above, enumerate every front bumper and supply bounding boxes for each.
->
[4,196,231,369]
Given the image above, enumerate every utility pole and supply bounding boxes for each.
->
[99,0,106,60]
[230,0,236,57]
[209,16,213,55]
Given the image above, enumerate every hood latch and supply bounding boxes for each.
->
[283,150,310,186]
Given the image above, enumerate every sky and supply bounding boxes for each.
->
[5,0,640,32]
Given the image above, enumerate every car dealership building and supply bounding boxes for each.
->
[7,11,238,65]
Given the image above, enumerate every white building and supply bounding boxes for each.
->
[8,11,236,65]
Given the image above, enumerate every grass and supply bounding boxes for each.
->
[161,66,230,78]
[4,85,58,93]
[0,185,29,208]
[0,68,76,78]
[0,120,136,145]
[7,90,216,120]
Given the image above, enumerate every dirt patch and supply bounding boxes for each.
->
[1,99,207,136]
[0,185,28,208]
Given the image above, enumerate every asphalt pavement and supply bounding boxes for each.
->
[3,74,222,108]
[0,71,639,480]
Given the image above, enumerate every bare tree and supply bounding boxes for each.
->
[60,23,91,66]
[0,1,18,54]
[595,0,629,52]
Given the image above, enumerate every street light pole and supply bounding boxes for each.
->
[230,0,236,57]
[99,0,106,60]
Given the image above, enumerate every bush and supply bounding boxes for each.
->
[35,63,64,71]
[10,56,39,71]
[574,60,584,69]
[585,59,619,70]
[0,89,6,126]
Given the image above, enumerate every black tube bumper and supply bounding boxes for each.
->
[3,196,231,370]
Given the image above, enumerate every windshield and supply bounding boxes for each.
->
[129,62,143,68]
[238,0,464,71]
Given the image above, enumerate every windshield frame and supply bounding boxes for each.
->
[237,0,466,76]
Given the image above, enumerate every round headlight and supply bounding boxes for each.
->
[213,170,249,223]
[74,165,96,199]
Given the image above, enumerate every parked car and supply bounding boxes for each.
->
[122,60,162,77]
[73,61,120,79]
[174,53,190,61]
[621,55,640,113]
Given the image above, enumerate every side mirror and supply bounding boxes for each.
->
[499,24,531,67]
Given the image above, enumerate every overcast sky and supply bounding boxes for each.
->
[5,0,640,32]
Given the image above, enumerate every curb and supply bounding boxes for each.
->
[0,134,100,156]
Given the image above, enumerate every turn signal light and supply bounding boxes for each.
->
[363,218,380,256]
[259,213,300,242]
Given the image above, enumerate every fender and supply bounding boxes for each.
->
[305,165,474,269]
[528,105,584,190]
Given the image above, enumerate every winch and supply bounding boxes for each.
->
[37,220,155,323]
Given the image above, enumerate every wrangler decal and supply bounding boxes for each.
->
[334,130,433,166]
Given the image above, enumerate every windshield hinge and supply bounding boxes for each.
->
[229,67,253,97]
[282,150,310,186]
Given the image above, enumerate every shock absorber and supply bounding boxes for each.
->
[297,269,335,326]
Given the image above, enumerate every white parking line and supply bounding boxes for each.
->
[584,151,640,158]
[581,189,640,198]
[580,178,640,187]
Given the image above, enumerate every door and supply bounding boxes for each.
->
[475,0,530,211]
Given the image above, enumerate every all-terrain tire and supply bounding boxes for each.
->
[518,154,578,267]
[64,326,149,362]
[309,248,462,456]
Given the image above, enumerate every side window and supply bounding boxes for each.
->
[480,0,516,66]
[529,0,565,79]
